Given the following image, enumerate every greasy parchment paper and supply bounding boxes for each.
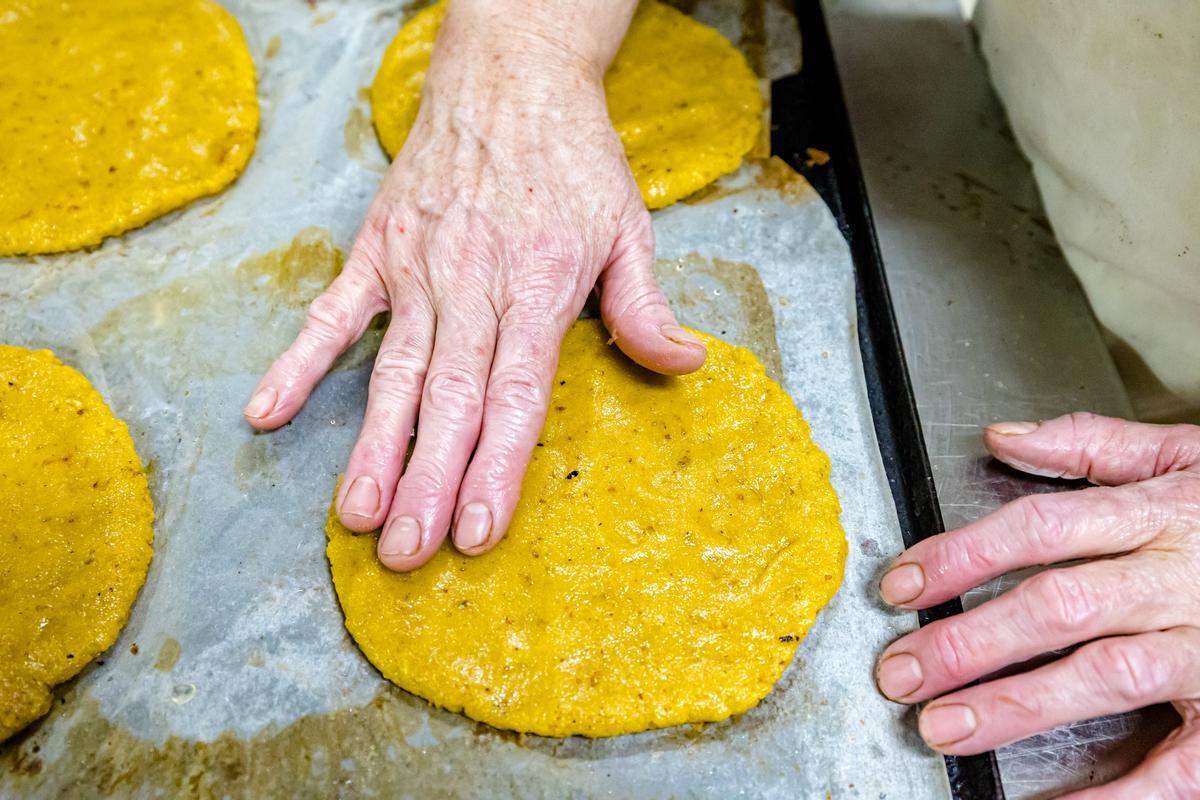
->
[0,1,948,796]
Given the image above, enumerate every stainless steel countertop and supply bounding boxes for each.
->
[822,0,1179,796]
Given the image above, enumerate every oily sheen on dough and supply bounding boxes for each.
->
[0,0,259,256]
[0,347,154,740]
[370,0,762,209]
[327,320,846,738]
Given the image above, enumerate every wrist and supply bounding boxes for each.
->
[425,27,607,115]
[435,0,635,79]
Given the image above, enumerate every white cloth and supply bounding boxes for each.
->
[973,0,1200,421]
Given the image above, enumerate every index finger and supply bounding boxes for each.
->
[878,475,1192,609]
[245,245,387,430]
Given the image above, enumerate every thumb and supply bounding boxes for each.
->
[983,411,1200,485]
[598,208,707,376]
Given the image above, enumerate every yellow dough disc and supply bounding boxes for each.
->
[327,320,845,738]
[0,0,259,256]
[0,347,154,740]
[370,0,762,209]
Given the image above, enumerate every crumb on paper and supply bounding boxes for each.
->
[805,147,831,167]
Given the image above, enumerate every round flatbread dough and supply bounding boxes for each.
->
[0,347,154,740]
[327,320,845,738]
[370,0,762,209]
[0,0,259,256]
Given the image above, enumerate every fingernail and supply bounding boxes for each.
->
[876,653,924,700]
[989,421,1038,436]
[244,387,277,419]
[340,476,380,519]
[660,324,703,347]
[880,563,925,605]
[454,502,492,552]
[380,516,421,557]
[920,704,977,748]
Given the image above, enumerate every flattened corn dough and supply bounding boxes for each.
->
[370,0,762,209]
[0,0,259,256]
[0,347,154,740]
[327,320,846,738]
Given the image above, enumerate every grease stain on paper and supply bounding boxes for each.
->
[233,435,281,492]
[89,228,381,382]
[654,252,783,382]
[684,156,814,206]
[2,659,820,798]
[343,106,384,169]
[153,639,181,673]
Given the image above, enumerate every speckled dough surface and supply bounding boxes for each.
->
[0,347,154,740]
[0,0,259,256]
[327,320,846,738]
[370,0,762,209]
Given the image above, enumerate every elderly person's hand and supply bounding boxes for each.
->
[243,1,705,570]
[876,412,1200,798]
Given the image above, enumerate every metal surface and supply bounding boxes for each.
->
[822,0,1180,797]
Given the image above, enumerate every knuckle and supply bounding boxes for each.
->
[1091,638,1170,705]
[1015,494,1068,552]
[1023,570,1100,634]
[305,290,358,340]
[487,368,547,412]
[425,366,484,415]
[1065,411,1103,444]
[626,285,670,316]
[372,347,426,400]
[927,532,998,581]
[928,621,983,683]
[399,459,450,498]
[994,688,1046,721]
[467,458,522,495]
[1066,411,1104,478]
[605,281,669,323]
[356,434,407,468]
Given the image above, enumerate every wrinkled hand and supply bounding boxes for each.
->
[876,412,1200,798]
[244,22,705,570]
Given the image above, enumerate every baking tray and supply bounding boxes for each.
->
[0,0,982,796]
[774,2,1004,797]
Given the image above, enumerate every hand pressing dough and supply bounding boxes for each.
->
[370,0,762,209]
[327,320,845,738]
[0,347,154,740]
[0,0,259,256]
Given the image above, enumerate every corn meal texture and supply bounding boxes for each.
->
[327,320,846,738]
[0,0,259,256]
[0,347,154,740]
[370,0,761,209]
